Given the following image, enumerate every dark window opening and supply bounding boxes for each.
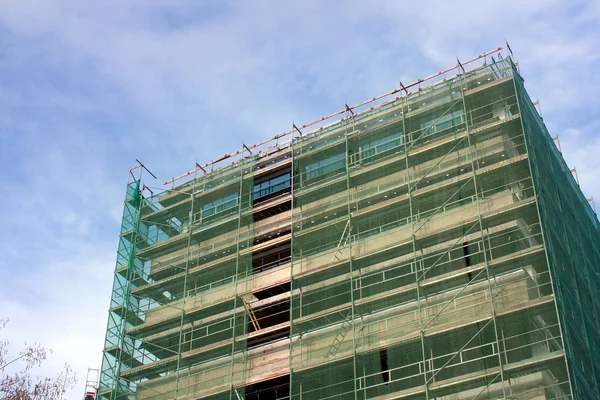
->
[245,375,290,400]
[252,245,291,274]
[253,228,291,247]
[253,200,292,223]
[380,349,390,384]
[247,325,290,349]
[246,298,291,349]
[254,282,291,300]
[255,151,291,171]
[248,300,290,334]
[463,241,473,281]
[253,172,291,203]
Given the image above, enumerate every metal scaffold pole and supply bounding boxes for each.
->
[398,88,431,400]
[344,103,360,400]
[173,164,197,398]
[289,122,296,400]
[454,57,507,398]
[228,144,249,400]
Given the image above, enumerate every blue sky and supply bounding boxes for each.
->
[0,1,598,398]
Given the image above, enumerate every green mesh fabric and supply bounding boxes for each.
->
[514,64,600,398]
[98,155,257,400]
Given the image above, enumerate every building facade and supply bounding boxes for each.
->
[98,47,600,399]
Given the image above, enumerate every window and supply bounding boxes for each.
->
[359,131,403,162]
[253,173,291,200]
[202,193,238,217]
[305,153,345,181]
[420,110,464,137]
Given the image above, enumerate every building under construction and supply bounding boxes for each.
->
[98,46,600,399]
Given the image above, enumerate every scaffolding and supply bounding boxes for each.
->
[98,45,599,400]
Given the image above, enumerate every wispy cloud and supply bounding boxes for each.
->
[1,1,598,397]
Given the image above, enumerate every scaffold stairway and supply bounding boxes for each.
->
[326,309,354,358]
[331,220,352,263]
[242,298,261,331]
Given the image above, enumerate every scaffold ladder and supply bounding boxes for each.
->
[332,220,352,263]
[83,367,99,400]
[327,305,364,358]
[327,310,354,358]
[242,298,261,331]
[326,219,363,358]
[234,388,243,400]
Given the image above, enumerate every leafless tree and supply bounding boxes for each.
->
[0,318,77,400]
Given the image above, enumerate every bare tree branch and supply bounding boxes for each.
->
[0,319,77,400]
